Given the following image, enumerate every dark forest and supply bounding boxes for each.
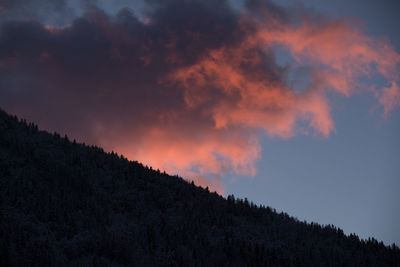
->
[0,108,399,266]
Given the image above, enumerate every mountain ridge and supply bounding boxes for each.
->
[0,108,399,266]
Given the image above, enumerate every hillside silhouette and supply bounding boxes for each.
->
[0,108,399,266]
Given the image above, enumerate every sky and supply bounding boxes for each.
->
[0,0,399,245]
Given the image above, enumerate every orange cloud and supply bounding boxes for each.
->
[171,14,400,139]
[255,17,400,106]
[160,14,399,192]
[94,123,260,195]
[169,19,337,139]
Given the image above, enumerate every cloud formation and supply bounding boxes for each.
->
[0,0,399,193]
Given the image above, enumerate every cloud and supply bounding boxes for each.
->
[379,82,400,117]
[0,0,399,194]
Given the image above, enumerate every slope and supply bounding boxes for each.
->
[0,108,399,266]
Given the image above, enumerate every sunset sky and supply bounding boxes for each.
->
[0,0,399,245]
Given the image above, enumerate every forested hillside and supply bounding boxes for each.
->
[0,108,399,266]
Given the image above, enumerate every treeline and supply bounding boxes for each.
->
[0,108,399,266]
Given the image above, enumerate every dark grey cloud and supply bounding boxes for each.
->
[0,0,398,192]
